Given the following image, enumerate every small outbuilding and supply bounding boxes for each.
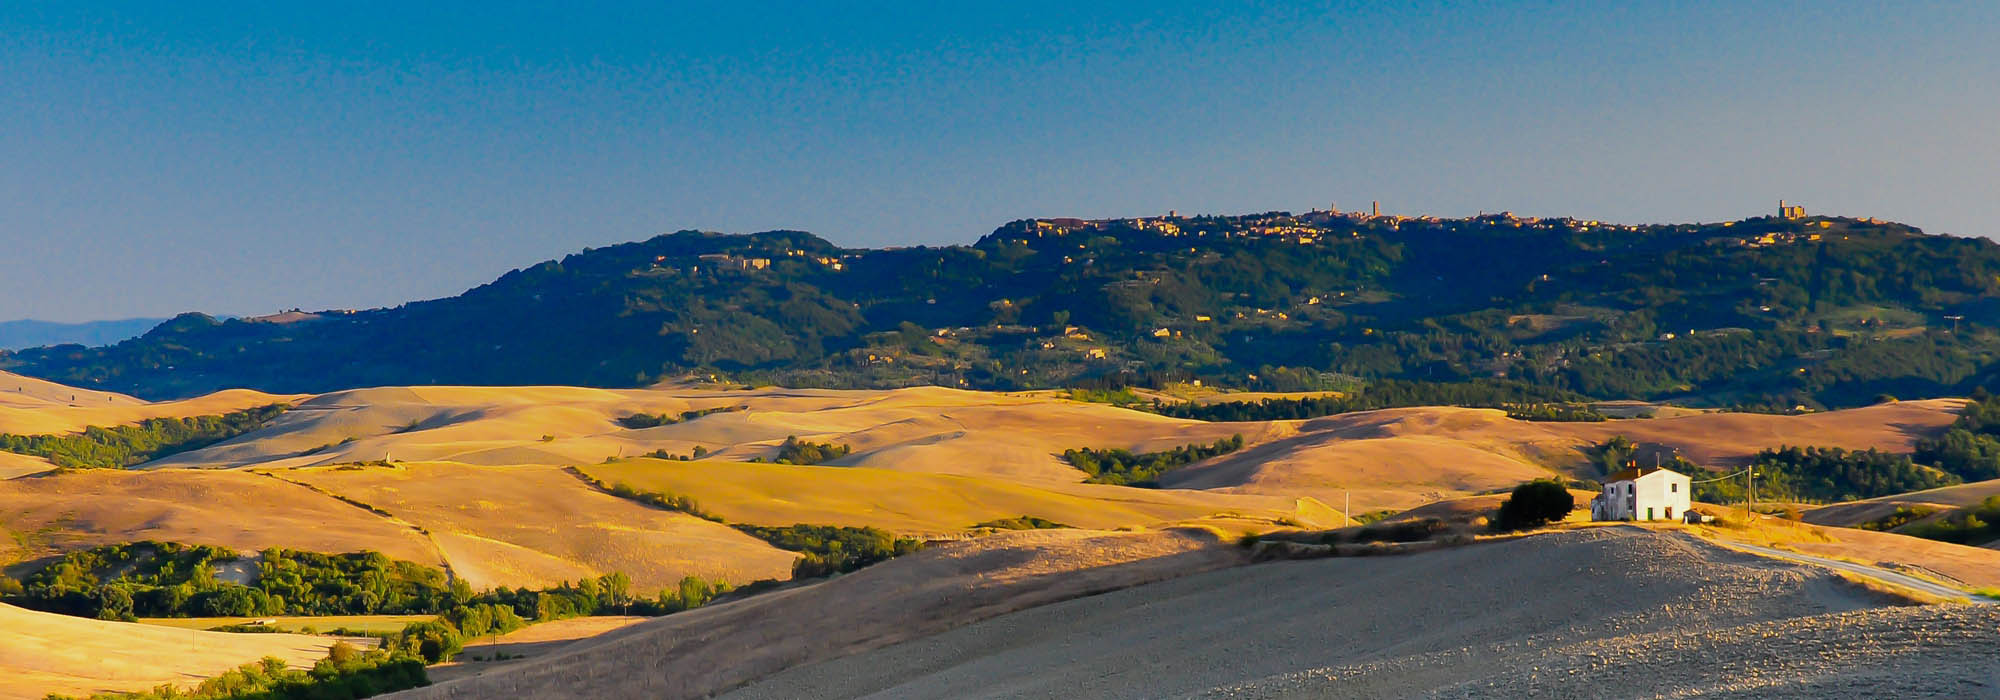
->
[1591,466,1692,522]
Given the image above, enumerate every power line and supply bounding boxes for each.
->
[1690,467,1751,483]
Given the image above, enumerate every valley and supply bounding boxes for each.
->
[2,371,1998,698]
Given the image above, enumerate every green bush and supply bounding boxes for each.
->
[1495,480,1575,530]
[1858,505,1937,531]
[1902,496,2000,546]
[971,516,1070,530]
[775,436,851,465]
[396,620,462,663]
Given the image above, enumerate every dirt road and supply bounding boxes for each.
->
[1717,539,1997,603]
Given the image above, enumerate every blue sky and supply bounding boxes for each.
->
[3,1,1997,321]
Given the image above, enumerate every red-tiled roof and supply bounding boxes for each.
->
[1605,466,1684,482]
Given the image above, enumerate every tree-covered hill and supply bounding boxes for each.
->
[7,210,2000,407]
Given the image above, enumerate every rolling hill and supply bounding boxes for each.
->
[0,602,371,700]
[387,528,2000,699]
[7,212,2000,413]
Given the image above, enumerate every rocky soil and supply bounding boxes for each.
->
[725,527,1999,699]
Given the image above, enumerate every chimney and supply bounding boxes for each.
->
[1371,201,1379,217]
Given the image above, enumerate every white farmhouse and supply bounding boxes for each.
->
[1591,466,1692,522]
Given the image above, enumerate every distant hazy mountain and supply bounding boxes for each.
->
[5,210,2000,407]
[0,318,165,351]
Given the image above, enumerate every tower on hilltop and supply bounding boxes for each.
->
[1778,200,1806,219]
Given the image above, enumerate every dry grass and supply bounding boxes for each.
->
[0,468,440,573]
[577,458,1338,535]
[0,602,370,700]
[387,527,1246,700]
[1160,400,1966,510]
[0,383,303,436]
[1552,398,1966,468]
[1682,506,2000,590]
[135,614,436,635]
[431,616,653,684]
[275,461,796,591]
[1801,477,2000,529]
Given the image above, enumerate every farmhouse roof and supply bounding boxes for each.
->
[1605,466,1684,483]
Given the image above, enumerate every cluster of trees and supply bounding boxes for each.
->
[1902,496,2000,546]
[0,404,287,469]
[1914,389,2000,482]
[616,405,745,429]
[1859,505,1939,532]
[971,516,1070,530]
[577,475,926,580]
[586,476,723,522]
[1063,387,1148,407]
[732,524,925,579]
[48,645,429,700]
[1732,446,1958,503]
[1501,403,1607,422]
[772,436,851,465]
[11,542,458,620]
[0,541,731,632]
[1061,435,1245,486]
[1154,380,1584,422]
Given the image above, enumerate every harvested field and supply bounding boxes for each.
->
[89,384,1964,514]
[0,383,302,437]
[721,528,1999,700]
[431,616,652,684]
[1802,477,2000,529]
[576,458,1338,534]
[0,602,370,700]
[384,527,1247,700]
[275,461,796,591]
[0,468,440,573]
[1552,398,1966,468]
[1159,400,1965,509]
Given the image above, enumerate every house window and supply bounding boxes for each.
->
[1671,483,1678,493]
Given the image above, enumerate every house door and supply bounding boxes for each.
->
[1646,507,1654,520]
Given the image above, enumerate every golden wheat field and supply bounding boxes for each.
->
[1,378,1991,699]
[0,602,375,700]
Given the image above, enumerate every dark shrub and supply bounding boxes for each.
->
[1495,480,1574,530]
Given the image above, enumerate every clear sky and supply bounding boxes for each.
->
[4,1,1997,322]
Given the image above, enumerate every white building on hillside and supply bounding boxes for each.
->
[1591,466,1692,522]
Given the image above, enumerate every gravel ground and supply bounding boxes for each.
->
[381,528,1246,700]
[725,527,2000,700]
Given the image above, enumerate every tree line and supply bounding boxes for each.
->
[0,541,729,626]
[1062,435,1244,486]
[1153,380,1585,422]
[0,404,288,469]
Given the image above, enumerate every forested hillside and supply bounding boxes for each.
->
[7,210,2000,407]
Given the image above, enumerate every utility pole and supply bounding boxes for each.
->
[1946,315,1964,333]
[1747,468,1756,519]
